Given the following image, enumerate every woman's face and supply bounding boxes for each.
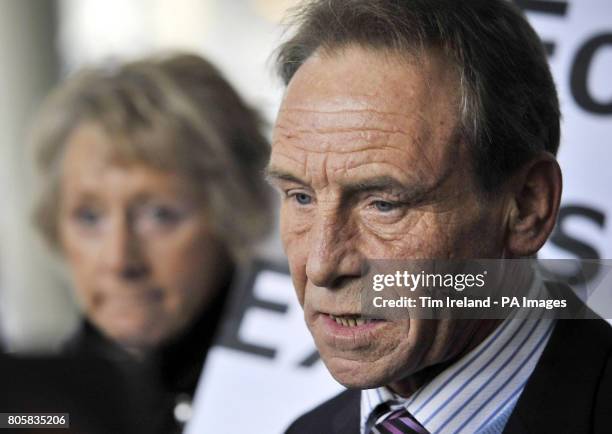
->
[58,122,230,354]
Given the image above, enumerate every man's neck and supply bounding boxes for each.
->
[388,318,503,398]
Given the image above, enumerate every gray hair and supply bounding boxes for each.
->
[31,53,272,260]
[276,0,561,190]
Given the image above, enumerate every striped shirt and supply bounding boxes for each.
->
[360,280,555,434]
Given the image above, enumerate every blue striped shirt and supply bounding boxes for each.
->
[360,283,555,434]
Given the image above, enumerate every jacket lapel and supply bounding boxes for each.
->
[331,389,361,434]
[503,318,612,433]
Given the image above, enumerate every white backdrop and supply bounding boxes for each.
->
[534,0,612,265]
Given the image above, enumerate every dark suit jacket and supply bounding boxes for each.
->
[285,318,612,434]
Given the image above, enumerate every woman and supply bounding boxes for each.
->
[30,53,271,433]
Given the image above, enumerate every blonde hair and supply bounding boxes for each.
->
[31,53,272,260]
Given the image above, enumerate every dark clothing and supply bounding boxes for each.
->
[0,354,138,434]
[286,388,361,434]
[63,276,231,434]
[286,318,612,434]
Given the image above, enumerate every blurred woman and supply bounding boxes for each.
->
[30,53,271,433]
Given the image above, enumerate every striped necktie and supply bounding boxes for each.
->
[367,405,430,434]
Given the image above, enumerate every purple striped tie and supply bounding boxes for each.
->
[371,408,430,434]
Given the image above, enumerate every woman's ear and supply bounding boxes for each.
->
[505,152,562,257]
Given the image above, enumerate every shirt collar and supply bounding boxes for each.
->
[360,272,554,434]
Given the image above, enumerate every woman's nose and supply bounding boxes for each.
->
[102,216,150,280]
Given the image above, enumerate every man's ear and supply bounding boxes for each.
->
[505,152,562,257]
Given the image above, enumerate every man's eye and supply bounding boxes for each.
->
[291,192,313,205]
[372,200,397,212]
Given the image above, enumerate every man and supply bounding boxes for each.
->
[266,0,612,433]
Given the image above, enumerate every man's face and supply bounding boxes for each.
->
[269,46,509,390]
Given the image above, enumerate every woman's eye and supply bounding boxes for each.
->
[292,192,313,205]
[372,200,397,213]
[146,205,183,225]
[74,207,101,226]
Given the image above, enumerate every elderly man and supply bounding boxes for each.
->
[267,0,612,433]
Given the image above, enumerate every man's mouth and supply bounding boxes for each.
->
[327,314,381,327]
[316,312,388,348]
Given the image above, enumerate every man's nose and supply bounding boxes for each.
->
[102,216,149,280]
[305,211,361,289]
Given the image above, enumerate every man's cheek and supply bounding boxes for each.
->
[404,213,465,257]
[283,223,310,266]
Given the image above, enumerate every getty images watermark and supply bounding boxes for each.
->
[361,259,612,320]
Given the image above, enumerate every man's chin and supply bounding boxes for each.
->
[322,355,394,390]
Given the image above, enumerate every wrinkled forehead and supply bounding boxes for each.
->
[270,45,462,185]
